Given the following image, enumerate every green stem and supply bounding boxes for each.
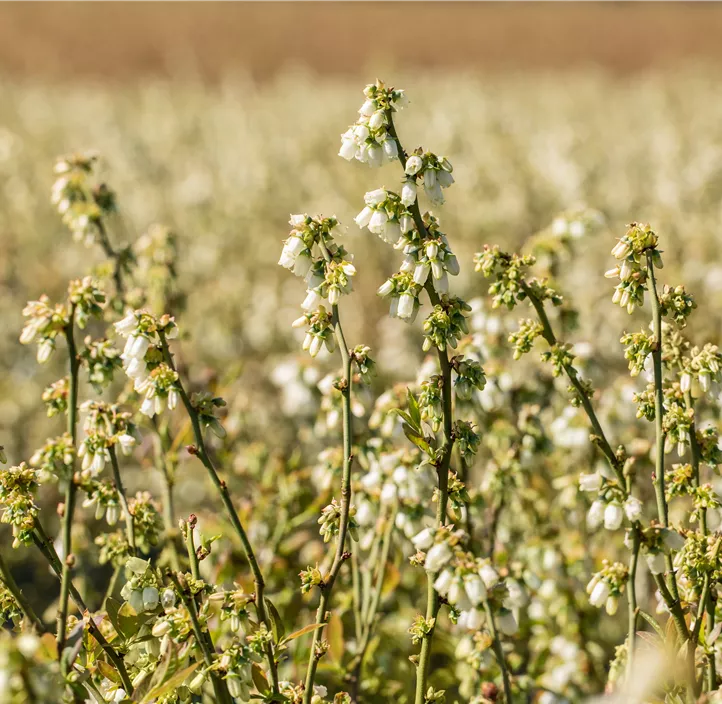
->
[521,282,627,487]
[185,520,201,581]
[58,305,80,663]
[95,219,125,298]
[0,550,44,633]
[645,252,683,604]
[32,521,134,694]
[646,252,668,528]
[168,572,231,704]
[386,110,455,704]
[690,540,722,694]
[303,240,355,704]
[483,600,513,703]
[653,573,690,642]
[157,331,279,693]
[109,446,136,553]
[349,508,396,701]
[626,524,640,680]
[351,551,363,645]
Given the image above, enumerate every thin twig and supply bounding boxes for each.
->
[57,305,79,663]
[157,331,279,693]
[302,239,355,704]
[386,107,457,704]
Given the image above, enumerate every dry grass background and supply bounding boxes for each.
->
[2,2,722,80]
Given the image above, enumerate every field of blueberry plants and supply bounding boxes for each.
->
[3,71,722,704]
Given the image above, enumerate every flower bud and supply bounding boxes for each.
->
[624,496,642,521]
[497,610,518,636]
[405,155,423,176]
[424,542,452,573]
[128,589,144,614]
[464,574,487,605]
[401,180,417,206]
[479,564,499,589]
[152,620,172,637]
[433,568,454,596]
[397,292,415,320]
[354,206,374,229]
[189,672,206,694]
[579,473,602,492]
[646,551,666,575]
[411,527,434,551]
[143,586,160,611]
[589,579,610,607]
[604,502,624,531]
[369,110,386,130]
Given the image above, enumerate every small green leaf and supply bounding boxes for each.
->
[251,663,271,695]
[265,598,285,643]
[638,609,664,639]
[97,659,121,684]
[389,408,415,429]
[280,622,326,645]
[138,661,201,703]
[406,388,421,428]
[105,598,123,634]
[402,424,432,455]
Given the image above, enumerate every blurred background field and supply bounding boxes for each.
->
[3,0,722,588]
[3,3,722,699]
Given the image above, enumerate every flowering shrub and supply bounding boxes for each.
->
[3,77,722,704]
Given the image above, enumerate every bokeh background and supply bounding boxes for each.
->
[4,3,722,698]
[4,2,722,453]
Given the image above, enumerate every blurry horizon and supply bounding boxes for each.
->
[2,2,722,82]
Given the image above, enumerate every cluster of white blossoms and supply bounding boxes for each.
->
[114,310,179,417]
[412,528,523,636]
[393,213,461,297]
[120,557,161,614]
[404,151,454,206]
[586,562,629,615]
[354,188,414,245]
[338,80,407,166]
[580,469,643,531]
[281,214,359,356]
[75,401,137,481]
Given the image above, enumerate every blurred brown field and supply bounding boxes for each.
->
[2,2,722,80]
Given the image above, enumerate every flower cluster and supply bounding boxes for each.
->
[0,463,39,548]
[293,306,336,357]
[51,152,117,246]
[20,295,69,363]
[404,150,454,206]
[114,310,180,416]
[318,499,359,544]
[422,297,471,352]
[338,80,407,166]
[586,562,628,615]
[355,188,413,244]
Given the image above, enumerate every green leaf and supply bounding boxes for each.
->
[138,661,201,703]
[406,388,421,428]
[97,659,121,684]
[105,598,123,635]
[638,609,664,639]
[280,622,325,645]
[388,408,415,429]
[402,424,432,455]
[265,598,285,644]
[251,663,271,695]
[134,640,176,701]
